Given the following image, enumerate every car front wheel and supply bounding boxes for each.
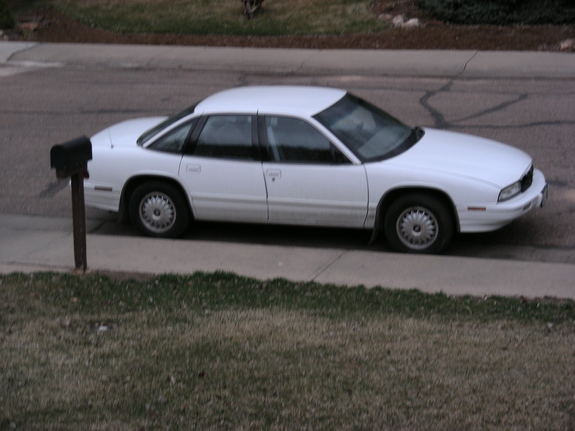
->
[129,181,190,238]
[383,193,454,254]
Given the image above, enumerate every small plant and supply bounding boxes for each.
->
[49,0,386,37]
[242,0,264,19]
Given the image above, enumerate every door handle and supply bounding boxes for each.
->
[186,164,201,173]
[266,169,281,181]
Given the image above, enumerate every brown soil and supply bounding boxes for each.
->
[6,3,575,51]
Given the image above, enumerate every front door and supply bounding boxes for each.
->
[261,115,368,227]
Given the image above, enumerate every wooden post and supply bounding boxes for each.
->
[70,171,87,272]
[50,136,92,273]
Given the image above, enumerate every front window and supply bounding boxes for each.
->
[264,116,347,164]
[314,94,421,162]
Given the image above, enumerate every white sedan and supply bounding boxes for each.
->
[86,86,547,253]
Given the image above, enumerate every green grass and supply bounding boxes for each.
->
[7,271,575,323]
[47,0,387,36]
[1,272,575,429]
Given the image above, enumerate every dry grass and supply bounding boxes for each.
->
[1,273,575,429]
[47,0,386,36]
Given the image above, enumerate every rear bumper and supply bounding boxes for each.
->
[459,169,547,233]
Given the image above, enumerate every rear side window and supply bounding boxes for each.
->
[148,118,198,154]
[193,115,254,160]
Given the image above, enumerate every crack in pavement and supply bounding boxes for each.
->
[461,51,479,75]
[451,93,528,123]
[419,79,454,128]
[449,120,575,130]
[418,51,478,129]
[417,77,571,132]
[414,51,574,132]
[310,250,348,282]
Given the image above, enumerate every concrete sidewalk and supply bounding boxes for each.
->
[1,214,574,300]
[1,42,575,78]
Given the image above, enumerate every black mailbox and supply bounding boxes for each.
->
[50,135,93,272]
[50,136,92,178]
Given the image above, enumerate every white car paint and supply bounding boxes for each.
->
[195,86,347,117]
[180,155,268,223]
[263,162,368,227]
[84,86,547,252]
[390,128,532,188]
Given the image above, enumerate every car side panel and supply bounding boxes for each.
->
[85,146,183,212]
[179,156,268,223]
[263,163,368,228]
[364,162,498,230]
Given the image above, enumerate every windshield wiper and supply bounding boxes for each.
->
[413,126,425,141]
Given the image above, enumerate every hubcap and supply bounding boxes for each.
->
[396,206,439,250]
[139,192,176,234]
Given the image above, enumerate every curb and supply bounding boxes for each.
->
[1,42,574,79]
[0,41,36,63]
[1,214,574,300]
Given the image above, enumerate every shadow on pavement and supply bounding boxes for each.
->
[87,209,574,264]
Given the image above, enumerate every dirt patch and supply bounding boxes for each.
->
[4,3,575,50]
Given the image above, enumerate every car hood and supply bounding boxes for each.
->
[387,128,532,188]
[91,117,167,148]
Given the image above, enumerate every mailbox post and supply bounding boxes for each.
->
[50,137,92,272]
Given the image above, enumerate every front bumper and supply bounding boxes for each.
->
[459,169,547,233]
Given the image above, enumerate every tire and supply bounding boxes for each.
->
[129,181,190,238]
[383,193,454,254]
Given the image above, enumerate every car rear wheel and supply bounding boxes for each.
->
[383,193,454,254]
[129,181,190,238]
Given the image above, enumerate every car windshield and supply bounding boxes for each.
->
[137,104,196,146]
[314,94,422,162]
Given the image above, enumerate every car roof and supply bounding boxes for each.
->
[194,86,347,117]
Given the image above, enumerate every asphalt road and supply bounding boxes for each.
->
[1,60,574,263]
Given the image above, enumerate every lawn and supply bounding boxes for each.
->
[46,0,386,36]
[1,272,574,429]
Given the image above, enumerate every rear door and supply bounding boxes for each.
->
[260,115,368,228]
[179,114,268,223]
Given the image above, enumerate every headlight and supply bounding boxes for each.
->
[498,181,521,202]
